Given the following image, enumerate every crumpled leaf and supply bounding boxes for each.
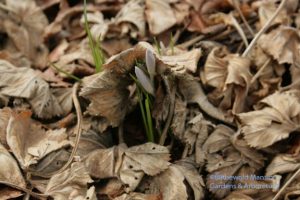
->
[85,143,170,192]
[266,153,300,176]
[160,48,202,73]
[0,187,23,200]
[238,90,300,148]
[203,125,264,198]
[145,0,177,35]
[45,162,96,200]
[147,165,188,200]
[175,158,205,200]
[6,110,70,168]
[203,46,252,114]
[0,60,63,118]
[0,143,26,187]
[0,0,49,68]
[259,26,300,68]
[115,0,145,37]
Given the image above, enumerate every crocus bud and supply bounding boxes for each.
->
[145,49,156,80]
[135,66,155,96]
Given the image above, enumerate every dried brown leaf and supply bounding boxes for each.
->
[0,0,49,68]
[259,26,300,68]
[0,143,26,188]
[266,153,300,176]
[45,162,96,200]
[0,60,63,118]
[238,90,300,148]
[145,0,177,35]
[6,110,70,168]
[116,0,145,37]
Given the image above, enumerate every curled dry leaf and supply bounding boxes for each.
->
[0,60,63,118]
[115,0,145,37]
[6,110,70,168]
[266,153,300,176]
[238,90,300,148]
[0,187,23,200]
[0,143,26,188]
[160,48,202,73]
[258,26,300,68]
[145,0,177,35]
[45,162,96,200]
[203,46,252,114]
[0,0,49,68]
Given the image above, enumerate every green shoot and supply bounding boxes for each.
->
[153,37,161,55]
[170,33,174,55]
[130,73,155,142]
[50,63,82,82]
[83,0,104,73]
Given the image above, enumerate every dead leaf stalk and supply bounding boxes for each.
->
[242,0,288,57]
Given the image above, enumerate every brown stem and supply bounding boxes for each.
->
[242,0,287,57]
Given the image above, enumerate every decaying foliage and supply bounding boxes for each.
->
[1,0,300,199]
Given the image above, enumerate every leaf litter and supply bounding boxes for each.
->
[0,0,300,199]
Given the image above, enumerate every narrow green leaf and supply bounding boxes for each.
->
[50,63,82,82]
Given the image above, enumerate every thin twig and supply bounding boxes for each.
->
[32,82,82,178]
[242,0,287,57]
[177,35,205,49]
[230,13,249,47]
[250,58,271,85]
[232,0,255,36]
[159,76,176,145]
[272,168,300,200]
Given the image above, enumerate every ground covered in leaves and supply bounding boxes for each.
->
[1,0,300,199]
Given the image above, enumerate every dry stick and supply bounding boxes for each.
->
[0,181,48,199]
[159,76,176,145]
[272,168,300,200]
[32,82,83,178]
[242,0,287,57]
[230,14,249,47]
[250,58,271,85]
[178,35,205,49]
[232,0,255,36]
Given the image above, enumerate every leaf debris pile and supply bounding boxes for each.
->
[0,0,300,199]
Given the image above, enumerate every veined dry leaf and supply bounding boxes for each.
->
[204,47,252,114]
[6,110,70,168]
[0,60,63,118]
[45,162,96,200]
[160,48,202,73]
[52,87,73,116]
[116,0,145,37]
[0,143,26,187]
[145,0,177,35]
[266,153,300,176]
[80,70,132,128]
[238,90,300,148]
[0,0,49,68]
[258,26,300,68]
[85,143,170,192]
